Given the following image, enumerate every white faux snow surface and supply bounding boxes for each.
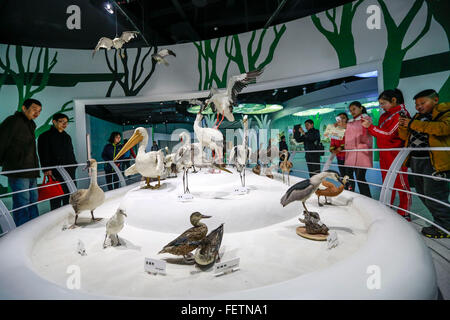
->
[0,169,438,299]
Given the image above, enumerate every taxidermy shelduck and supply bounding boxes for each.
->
[69,159,105,229]
[158,212,211,262]
[114,127,165,189]
[315,175,348,206]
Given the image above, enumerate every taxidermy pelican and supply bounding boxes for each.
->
[279,150,293,185]
[158,212,211,262]
[193,223,224,267]
[152,49,176,65]
[229,115,251,187]
[103,208,127,248]
[280,170,341,215]
[205,68,264,128]
[316,175,348,206]
[69,159,105,229]
[92,31,139,58]
[114,127,165,189]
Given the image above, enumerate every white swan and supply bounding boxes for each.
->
[69,159,105,228]
[114,127,165,189]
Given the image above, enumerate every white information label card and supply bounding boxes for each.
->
[327,231,339,250]
[178,193,194,202]
[234,187,249,195]
[145,257,166,275]
[213,257,240,277]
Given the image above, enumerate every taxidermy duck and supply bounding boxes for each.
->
[114,127,165,189]
[158,212,211,262]
[252,164,261,175]
[315,175,348,206]
[194,223,224,268]
[229,115,251,187]
[205,68,264,128]
[103,208,127,248]
[69,159,105,229]
[92,31,139,58]
[279,150,293,185]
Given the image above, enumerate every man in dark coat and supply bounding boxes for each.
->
[297,119,322,177]
[38,113,77,210]
[0,99,42,226]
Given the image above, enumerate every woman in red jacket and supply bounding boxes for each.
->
[361,89,411,219]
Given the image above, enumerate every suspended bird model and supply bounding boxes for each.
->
[158,212,211,262]
[152,49,176,65]
[114,127,165,189]
[315,175,348,206]
[103,208,127,248]
[92,31,139,58]
[205,68,264,128]
[229,115,251,187]
[69,159,105,229]
[280,170,341,215]
[279,150,293,185]
[193,223,224,267]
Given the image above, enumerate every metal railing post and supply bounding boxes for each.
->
[379,149,410,205]
[108,161,126,188]
[55,166,78,194]
[0,199,15,236]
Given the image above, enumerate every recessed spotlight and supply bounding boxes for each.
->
[214,27,218,31]
[283,89,288,93]
[104,2,114,14]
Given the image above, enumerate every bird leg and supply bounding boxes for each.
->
[103,234,108,249]
[91,210,102,222]
[214,112,220,126]
[243,168,246,187]
[142,177,154,189]
[216,112,225,129]
[318,195,324,207]
[116,234,121,246]
[153,176,161,189]
[68,214,79,229]
[324,196,332,205]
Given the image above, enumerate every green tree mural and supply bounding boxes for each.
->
[194,25,286,90]
[0,45,58,110]
[378,0,432,90]
[309,113,323,130]
[311,1,364,68]
[104,46,157,97]
[425,0,450,101]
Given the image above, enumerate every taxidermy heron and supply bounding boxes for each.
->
[92,31,139,58]
[205,68,264,128]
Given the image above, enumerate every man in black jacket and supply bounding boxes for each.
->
[297,119,321,177]
[0,99,42,226]
[38,113,77,210]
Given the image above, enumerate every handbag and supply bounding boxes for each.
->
[38,176,65,202]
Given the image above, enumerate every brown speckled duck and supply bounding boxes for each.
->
[158,212,211,261]
[194,223,224,267]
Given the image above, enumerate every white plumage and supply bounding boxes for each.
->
[103,208,127,248]
[69,159,105,228]
[152,49,176,65]
[92,31,139,57]
[229,115,251,187]
[193,113,224,164]
[205,69,264,127]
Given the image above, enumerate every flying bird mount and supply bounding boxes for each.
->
[92,31,139,58]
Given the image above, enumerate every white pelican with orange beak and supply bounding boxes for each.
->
[114,127,164,189]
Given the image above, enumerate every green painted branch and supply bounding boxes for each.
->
[256,24,287,70]
[377,0,398,31]
[438,76,450,102]
[131,47,142,85]
[398,0,425,36]
[351,0,365,16]
[311,14,336,38]
[402,2,432,53]
[426,0,450,41]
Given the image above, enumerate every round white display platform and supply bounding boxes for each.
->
[0,169,438,299]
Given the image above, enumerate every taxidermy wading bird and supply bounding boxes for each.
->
[279,150,293,185]
[103,208,127,248]
[152,49,176,65]
[229,115,251,187]
[158,212,211,262]
[206,68,264,128]
[114,127,165,189]
[69,159,105,229]
[92,31,139,58]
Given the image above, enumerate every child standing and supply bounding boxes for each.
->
[398,89,450,238]
[362,89,411,219]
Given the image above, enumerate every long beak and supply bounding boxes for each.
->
[213,163,232,173]
[122,212,128,217]
[83,160,91,170]
[114,131,143,160]
[201,215,211,219]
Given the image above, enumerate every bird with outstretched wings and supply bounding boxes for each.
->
[92,31,139,57]
[152,49,176,66]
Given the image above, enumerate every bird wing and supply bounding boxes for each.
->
[229,146,237,164]
[159,49,176,57]
[120,31,139,42]
[93,37,113,56]
[124,164,139,176]
[69,189,89,212]
[226,68,264,103]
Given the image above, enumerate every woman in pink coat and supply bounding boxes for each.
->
[344,101,373,197]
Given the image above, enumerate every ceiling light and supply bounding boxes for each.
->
[104,2,114,14]
[355,70,378,78]
[293,107,334,116]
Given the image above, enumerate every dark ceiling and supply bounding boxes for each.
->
[85,74,365,127]
[1,0,355,49]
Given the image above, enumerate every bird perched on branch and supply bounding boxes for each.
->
[92,31,139,58]
[206,68,264,128]
[152,49,176,65]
